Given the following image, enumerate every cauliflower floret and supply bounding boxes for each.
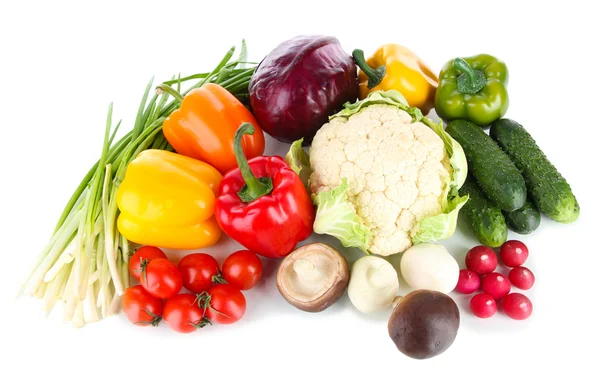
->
[309,104,451,255]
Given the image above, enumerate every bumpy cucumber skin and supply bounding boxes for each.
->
[447,120,527,212]
[459,177,508,247]
[503,200,541,234]
[490,119,579,223]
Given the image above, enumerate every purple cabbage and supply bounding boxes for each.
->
[249,35,359,144]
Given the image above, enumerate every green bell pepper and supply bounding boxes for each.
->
[435,54,509,127]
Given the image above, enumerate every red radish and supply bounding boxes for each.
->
[499,240,529,267]
[509,267,535,290]
[465,246,498,275]
[503,293,533,320]
[455,269,480,294]
[481,272,511,300]
[470,293,497,318]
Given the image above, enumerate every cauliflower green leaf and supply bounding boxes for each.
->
[312,178,372,254]
[410,119,468,243]
[285,138,311,190]
[412,194,469,244]
[422,118,468,191]
[331,90,423,122]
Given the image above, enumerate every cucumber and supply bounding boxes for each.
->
[459,177,508,247]
[503,200,541,234]
[490,119,579,223]
[446,120,527,212]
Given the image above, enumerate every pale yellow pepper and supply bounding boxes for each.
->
[117,149,222,250]
[353,45,438,114]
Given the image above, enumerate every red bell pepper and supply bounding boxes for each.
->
[215,123,315,258]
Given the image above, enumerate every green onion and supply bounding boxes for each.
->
[20,42,255,327]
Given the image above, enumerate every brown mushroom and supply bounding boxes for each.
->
[276,243,349,312]
[388,290,460,360]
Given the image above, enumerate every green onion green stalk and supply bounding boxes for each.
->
[20,42,255,327]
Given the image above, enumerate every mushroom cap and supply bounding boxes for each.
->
[388,290,460,359]
[276,243,349,312]
[400,243,459,294]
[348,255,400,313]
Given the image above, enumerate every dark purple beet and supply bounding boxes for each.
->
[249,35,359,144]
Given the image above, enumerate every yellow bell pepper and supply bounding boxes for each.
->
[116,149,223,250]
[353,45,438,113]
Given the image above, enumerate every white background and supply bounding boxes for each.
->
[2,0,599,374]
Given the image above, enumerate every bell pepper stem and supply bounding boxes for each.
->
[453,58,487,94]
[155,84,184,103]
[352,49,386,89]
[234,122,273,203]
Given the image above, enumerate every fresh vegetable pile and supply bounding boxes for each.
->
[21,36,579,359]
[20,44,254,326]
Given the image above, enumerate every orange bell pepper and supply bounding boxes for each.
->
[162,83,265,174]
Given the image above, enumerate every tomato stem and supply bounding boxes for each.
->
[139,258,150,285]
[137,308,162,327]
[195,291,232,319]
[211,272,228,284]
[195,291,211,311]
[188,316,212,329]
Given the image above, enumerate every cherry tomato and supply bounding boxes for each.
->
[222,250,263,290]
[163,294,209,333]
[141,258,183,299]
[204,284,246,325]
[122,285,163,326]
[129,246,167,281]
[178,253,221,293]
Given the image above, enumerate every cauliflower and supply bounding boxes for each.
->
[287,91,468,256]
